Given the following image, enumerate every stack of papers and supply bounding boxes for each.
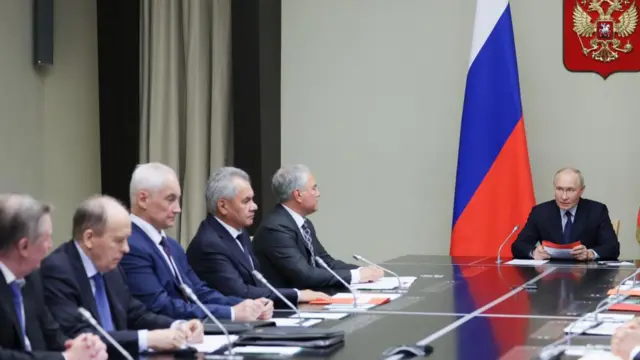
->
[271,318,322,327]
[189,335,239,353]
[542,240,581,259]
[313,292,402,310]
[564,313,634,336]
[351,276,417,290]
[289,312,349,320]
[505,259,549,266]
[226,346,302,356]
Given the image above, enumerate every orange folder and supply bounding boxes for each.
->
[541,240,581,249]
[309,297,391,306]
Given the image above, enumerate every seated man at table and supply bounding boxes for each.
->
[187,167,330,307]
[511,167,619,261]
[120,162,272,321]
[0,193,108,360]
[41,195,204,357]
[612,318,640,360]
[252,164,383,289]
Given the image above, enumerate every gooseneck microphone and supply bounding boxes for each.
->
[252,270,303,322]
[315,256,358,308]
[77,307,134,360]
[353,254,402,289]
[180,284,236,356]
[496,225,520,264]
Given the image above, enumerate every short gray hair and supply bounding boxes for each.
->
[72,195,126,240]
[554,167,585,187]
[271,164,310,203]
[0,194,52,253]
[130,162,178,203]
[205,167,250,214]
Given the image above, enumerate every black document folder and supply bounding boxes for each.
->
[233,327,345,349]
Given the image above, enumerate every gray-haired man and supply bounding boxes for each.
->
[252,164,383,290]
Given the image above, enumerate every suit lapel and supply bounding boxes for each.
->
[571,200,587,242]
[0,273,25,349]
[208,217,253,275]
[276,205,313,262]
[132,224,183,291]
[68,242,101,321]
[548,203,565,243]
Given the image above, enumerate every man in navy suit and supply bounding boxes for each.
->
[120,162,271,321]
[511,167,619,261]
[0,193,107,360]
[186,167,329,307]
[41,195,204,357]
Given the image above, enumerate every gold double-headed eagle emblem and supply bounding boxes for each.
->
[572,0,639,62]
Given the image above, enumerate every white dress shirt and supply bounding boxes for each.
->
[630,346,640,360]
[281,205,362,284]
[130,214,234,320]
[0,262,31,350]
[214,217,300,302]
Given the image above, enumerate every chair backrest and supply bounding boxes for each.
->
[611,219,620,237]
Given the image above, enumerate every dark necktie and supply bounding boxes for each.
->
[301,221,316,267]
[9,280,29,350]
[91,273,114,332]
[159,237,183,285]
[563,211,573,244]
[235,233,254,270]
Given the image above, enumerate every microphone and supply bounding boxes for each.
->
[180,284,236,356]
[77,307,134,360]
[315,256,358,308]
[252,270,303,323]
[496,225,520,264]
[353,254,402,289]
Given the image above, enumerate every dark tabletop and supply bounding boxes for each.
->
[140,255,638,360]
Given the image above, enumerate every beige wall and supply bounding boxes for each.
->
[0,0,101,244]
[281,0,640,263]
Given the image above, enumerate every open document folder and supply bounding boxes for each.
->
[542,240,581,259]
[309,292,402,310]
[351,276,417,290]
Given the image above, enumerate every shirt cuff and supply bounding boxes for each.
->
[350,268,361,284]
[629,345,640,360]
[170,320,186,329]
[138,329,148,352]
[294,289,300,303]
[230,307,234,321]
[590,249,600,259]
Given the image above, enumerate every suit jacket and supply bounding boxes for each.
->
[511,198,620,260]
[187,215,298,308]
[252,204,359,289]
[0,269,67,360]
[119,223,244,320]
[41,240,175,356]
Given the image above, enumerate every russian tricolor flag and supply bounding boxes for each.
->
[450,0,535,258]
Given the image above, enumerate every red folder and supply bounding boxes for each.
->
[309,297,391,306]
[541,240,581,249]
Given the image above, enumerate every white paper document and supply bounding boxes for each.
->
[505,259,549,266]
[543,246,574,259]
[322,292,401,310]
[351,276,417,290]
[599,261,634,266]
[272,318,322,327]
[226,346,302,356]
[290,312,349,320]
[189,335,238,353]
[564,313,634,336]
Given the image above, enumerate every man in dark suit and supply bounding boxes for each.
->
[252,164,384,289]
[187,167,330,307]
[0,193,107,360]
[120,162,271,321]
[511,167,619,261]
[42,195,204,357]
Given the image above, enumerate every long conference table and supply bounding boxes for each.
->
[143,255,637,359]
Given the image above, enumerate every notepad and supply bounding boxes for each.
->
[309,292,400,306]
[351,276,417,290]
[226,346,302,356]
[272,318,322,327]
[189,335,239,353]
[290,312,349,320]
[505,259,549,265]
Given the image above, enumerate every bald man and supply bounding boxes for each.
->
[41,195,204,357]
[511,167,620,261]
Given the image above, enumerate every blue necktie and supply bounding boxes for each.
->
[92,273,114,332]
[563,211,573,244]
[9,281,29,350]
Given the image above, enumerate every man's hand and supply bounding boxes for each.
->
[359,266,384,282]
[147,329,187,351]
[298,290,331,303]
[178,319,204,344]
[256,298,274,320]
[612,322,640,359]
[63,333,108,360]
[571,245,593,261]
[532,245,551,260]
[232,299,264,321]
